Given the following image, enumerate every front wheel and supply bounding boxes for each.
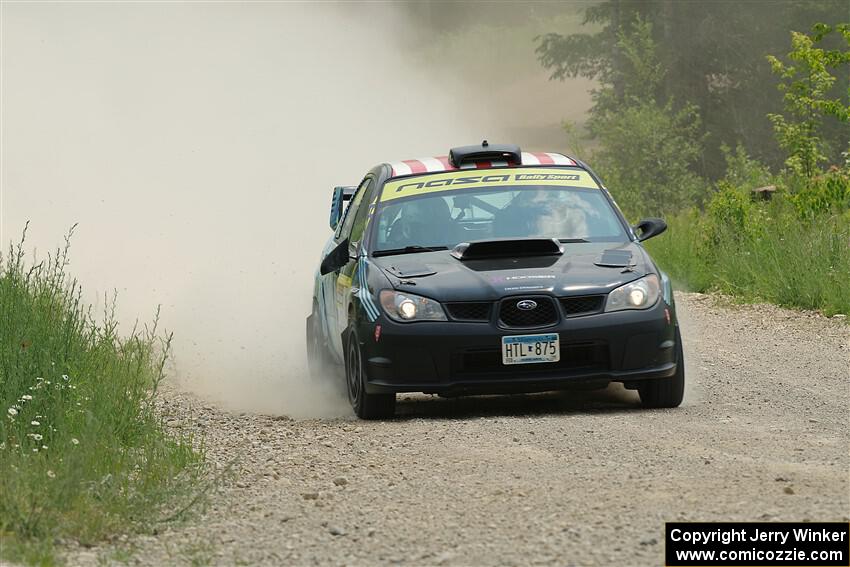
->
[638,326,685,408]
[345,329,395,420]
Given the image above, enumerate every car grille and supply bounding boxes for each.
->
[453,341,609,376]
[499,296,558,328]
[560,295,605,317]
[445,302,492,322]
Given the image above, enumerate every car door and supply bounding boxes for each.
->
[322,176,373,358]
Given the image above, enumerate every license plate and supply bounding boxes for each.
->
[501,333,560,365]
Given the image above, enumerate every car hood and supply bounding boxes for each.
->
[370,242,653,302]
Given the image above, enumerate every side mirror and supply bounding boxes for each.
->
[633,218,667,242]
[329,186,356,230]
[320,239,350,275]
[329,188,345,230]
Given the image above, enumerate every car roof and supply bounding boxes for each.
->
[385,151,579,178]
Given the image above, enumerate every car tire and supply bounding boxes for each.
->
[638,325,685,408]
[306,305,333,381]
[345,328,395,420]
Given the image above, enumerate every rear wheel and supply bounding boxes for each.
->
[638,326,685,408]
[345,329,395,420]
[306,305,332,380]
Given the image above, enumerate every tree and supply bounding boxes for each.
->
[767,23,850,178]
[536,0,849,176]
[586,18,706,216]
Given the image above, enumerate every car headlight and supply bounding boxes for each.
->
[605,274,661,312]
[379,290,447,322]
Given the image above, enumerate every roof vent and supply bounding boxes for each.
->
[449,141,522,168]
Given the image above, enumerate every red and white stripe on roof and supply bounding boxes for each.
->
[388,152,577,178]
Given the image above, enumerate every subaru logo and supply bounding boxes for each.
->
[516,300,538,311]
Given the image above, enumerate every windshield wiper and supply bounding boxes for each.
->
[558,238,590,243]
[372,245,449,258]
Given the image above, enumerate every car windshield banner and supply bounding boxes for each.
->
[380,167,600,202]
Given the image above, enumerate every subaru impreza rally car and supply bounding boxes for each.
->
[307,142,684,419]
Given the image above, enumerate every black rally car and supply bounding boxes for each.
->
[307,143,684,419]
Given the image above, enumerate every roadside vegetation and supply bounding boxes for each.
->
[650,163,850,316]
[538,6,849,315]
[0,226,206,565]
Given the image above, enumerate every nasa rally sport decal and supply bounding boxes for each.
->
[380,166,600,201]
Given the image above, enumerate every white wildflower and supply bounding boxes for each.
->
[32,447,38,452]
[62,374,69,381]
[47,470,55,479]
[0,442,5,450]
[7,408,18,417]
[36,376,43,381]
[71,438,80,445]
[31,420,40,426]
[42,445,48,450]
[27,433,43,441]
[21,395,32,401]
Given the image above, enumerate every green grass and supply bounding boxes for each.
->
[647,207,850,316]
[0,226,206,565]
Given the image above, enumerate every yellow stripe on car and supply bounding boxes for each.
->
[380,167,600,202]
[337,274,352,289]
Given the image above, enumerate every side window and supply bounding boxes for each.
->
[336,178,371,240]
[348,181,375,250]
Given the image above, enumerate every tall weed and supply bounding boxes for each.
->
[647,178,850,316]
[0,226,206,564]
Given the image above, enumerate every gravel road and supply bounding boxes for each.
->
[68,293,849,566]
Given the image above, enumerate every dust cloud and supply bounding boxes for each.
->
[1,3,592,418]
[675,296,703,406]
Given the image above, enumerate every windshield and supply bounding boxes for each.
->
[371,185,628,253]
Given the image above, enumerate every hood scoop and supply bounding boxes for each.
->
[451,238,563,261]
[594,249,634,267]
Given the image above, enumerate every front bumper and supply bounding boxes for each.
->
[359,299,679,395]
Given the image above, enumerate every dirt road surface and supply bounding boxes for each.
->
[68,293,849,566]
